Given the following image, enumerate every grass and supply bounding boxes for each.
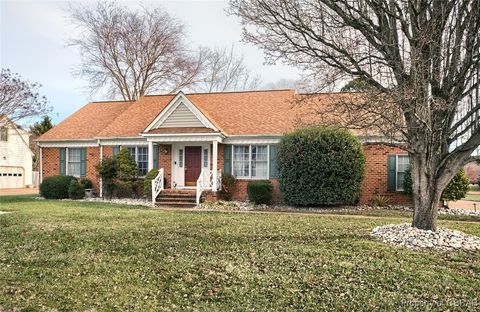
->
[1,196,479,311]
[463,193,480,202]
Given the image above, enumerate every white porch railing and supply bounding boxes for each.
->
[196,168,222,205]
[151,168,164,205]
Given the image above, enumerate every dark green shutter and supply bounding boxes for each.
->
[153,144,159,169]
[80,148,86,177]
[387,155,397,191]
[224,144,232,175]
[59,148,66,176]
[269,145,278,178]
[112,146,120,157]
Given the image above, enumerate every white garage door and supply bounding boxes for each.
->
[0,166,25,189]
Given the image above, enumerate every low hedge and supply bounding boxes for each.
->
[68,180,85,200]
[40,175,77,199]
[144,169,159,198]
[247,180,273,205]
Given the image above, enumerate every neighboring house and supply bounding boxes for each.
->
[37,90,410,205]
[0,118,34,188]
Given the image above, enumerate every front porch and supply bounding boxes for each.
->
[146,136,223,206]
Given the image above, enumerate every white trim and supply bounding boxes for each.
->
[99,144,103,197]
[39,147,43,183]
[38,141,98,148]
[145,134,224,143]
[212,140,218,191]
[231,144,270,180]
[395,154,410,191]
[224,136,281,144]
[143,91,218,133]
[148,141,154,171]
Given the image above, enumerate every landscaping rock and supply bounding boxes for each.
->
[370,223,480,252]
[80,197,151,207]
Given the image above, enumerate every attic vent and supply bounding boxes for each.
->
[159,102,204,128]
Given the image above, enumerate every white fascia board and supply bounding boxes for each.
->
[97,137,148,146]
[144,134,224,143]
[223,135,283,144]
[37,140,99,147]
[143,91,218,132]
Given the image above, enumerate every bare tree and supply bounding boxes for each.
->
[69,1,203,101]
[192,45,262,92]
[0,69,50,125]
[230,0,480,231]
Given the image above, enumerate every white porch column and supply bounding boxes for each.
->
[212,140,218,191]
[148,141,154,171]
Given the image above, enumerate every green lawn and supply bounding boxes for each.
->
[464,193,480,202]
[1,196,479,311]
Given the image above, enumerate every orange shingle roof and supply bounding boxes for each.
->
[38,100,133,141]
[37,90,360,141]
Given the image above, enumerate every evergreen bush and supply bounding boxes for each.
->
[40,175,77,199]
[277,126,365,206]
[116,148,138,180]
[144,168,159,198]
[68,180,85,200]
[247,180,273,204]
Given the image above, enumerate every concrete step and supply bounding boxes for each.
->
[154,201,196,208]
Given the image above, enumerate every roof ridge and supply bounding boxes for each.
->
[142,89,296,97]
[89,99,135,104]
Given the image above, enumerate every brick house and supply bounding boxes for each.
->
[37,90,410,205]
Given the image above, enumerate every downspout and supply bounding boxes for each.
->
[39,145,43,184]
[98,139,103,198]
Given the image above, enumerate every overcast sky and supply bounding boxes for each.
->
[1,0,300,124]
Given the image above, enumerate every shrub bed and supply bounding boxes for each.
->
[277,126,365,206]
[68,180,85,200]
[40,175,77,199]
[247,180,273,204]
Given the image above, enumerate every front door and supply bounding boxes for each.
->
[184,146,202,186]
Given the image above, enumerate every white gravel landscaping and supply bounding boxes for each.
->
[0,211,11,214]
[370,223,480,252]
[75,197,151,207]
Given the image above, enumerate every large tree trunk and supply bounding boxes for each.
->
[410,153,451,231]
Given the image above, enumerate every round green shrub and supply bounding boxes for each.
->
[277,126,365,206]
[247,180,273,204]
[114,180,133,198]
[79,178,93,189]
[40,175,77,199]
[403,168,470,201]
[68,180,85,200]
[144,168,159,198]
[442,169,470,201]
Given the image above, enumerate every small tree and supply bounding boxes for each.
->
[116,148,138,181]
[0,69,50,123]
[96,157,117,198]
[29,116,54,136]
[278,126,365,206]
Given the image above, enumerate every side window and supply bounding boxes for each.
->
[179,149,184,167]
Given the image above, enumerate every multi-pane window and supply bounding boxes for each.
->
[127,146,149,176]
[233,145,250,178]
[179,149,184,167]
[232,145,268,179]
[68,148,82,177]
[203,148,209,168]
[396,155,410,191]
[0,127,7,141]
[251,145,268,178]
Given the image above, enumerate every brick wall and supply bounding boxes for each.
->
[360,144,411,205]
[86,147,100,190]
[158,144,172,188]
[41,147,60,179]
[230,179,283,203]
